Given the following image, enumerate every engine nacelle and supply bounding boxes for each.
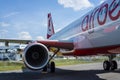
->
[23,43,49,70]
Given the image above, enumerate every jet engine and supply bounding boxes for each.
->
[23,43,49,70]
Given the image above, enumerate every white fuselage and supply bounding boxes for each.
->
[50,0,120,51]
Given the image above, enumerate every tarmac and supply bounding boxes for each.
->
[0,62,120,80]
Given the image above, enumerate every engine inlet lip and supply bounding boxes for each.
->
[23,43,49,70]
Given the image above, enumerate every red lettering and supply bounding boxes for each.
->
[88,8,99,33]
[81,15,89,31]
[92,8,99,28]
[81,0,120,32]
[97,3,108,25]
[89,12,94,30]
[109,0,120,21]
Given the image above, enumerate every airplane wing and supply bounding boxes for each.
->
[0,39,32,44]
[37,40,73,50]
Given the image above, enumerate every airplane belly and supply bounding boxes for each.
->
[73,24,120,56]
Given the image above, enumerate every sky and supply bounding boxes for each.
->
[0,0,105,40]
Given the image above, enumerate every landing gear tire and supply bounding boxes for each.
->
[111,60,117,70]
[103,60,110,71]
[50,61,55,73]
[103,60,118,71]
[42,61,55,73]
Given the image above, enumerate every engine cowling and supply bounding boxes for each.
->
[23,43,49,70]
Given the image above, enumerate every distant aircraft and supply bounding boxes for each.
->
[1,0,120,73]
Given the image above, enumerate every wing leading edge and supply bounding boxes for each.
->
[0,39,32,44]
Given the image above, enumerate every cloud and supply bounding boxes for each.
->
[0,30,8,38]
[18,31,32,40]
[0,22,10,27]
[58,0,94,11]
[2,12,19,18]
[0,30,8,33]
[100,0,106,4]
[36,36,45,40]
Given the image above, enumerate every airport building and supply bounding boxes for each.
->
[0,44,26,61]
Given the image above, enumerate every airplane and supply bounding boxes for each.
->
[1,0,120,73]
[23,0,120,72]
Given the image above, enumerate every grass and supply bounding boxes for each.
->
[0,58,105,71]
[0,61,24,71]
[54,58,104,66]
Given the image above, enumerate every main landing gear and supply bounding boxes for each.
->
[42,61,55,73]
[42,48,60,73]
[103,54,118,71]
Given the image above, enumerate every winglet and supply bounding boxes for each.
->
[47,13,55,39]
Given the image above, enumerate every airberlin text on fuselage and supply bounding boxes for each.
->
[81,0,120,32]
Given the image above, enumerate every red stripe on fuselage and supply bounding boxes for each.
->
[74,45,120,56]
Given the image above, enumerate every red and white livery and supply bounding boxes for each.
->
[23,0,120,72]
